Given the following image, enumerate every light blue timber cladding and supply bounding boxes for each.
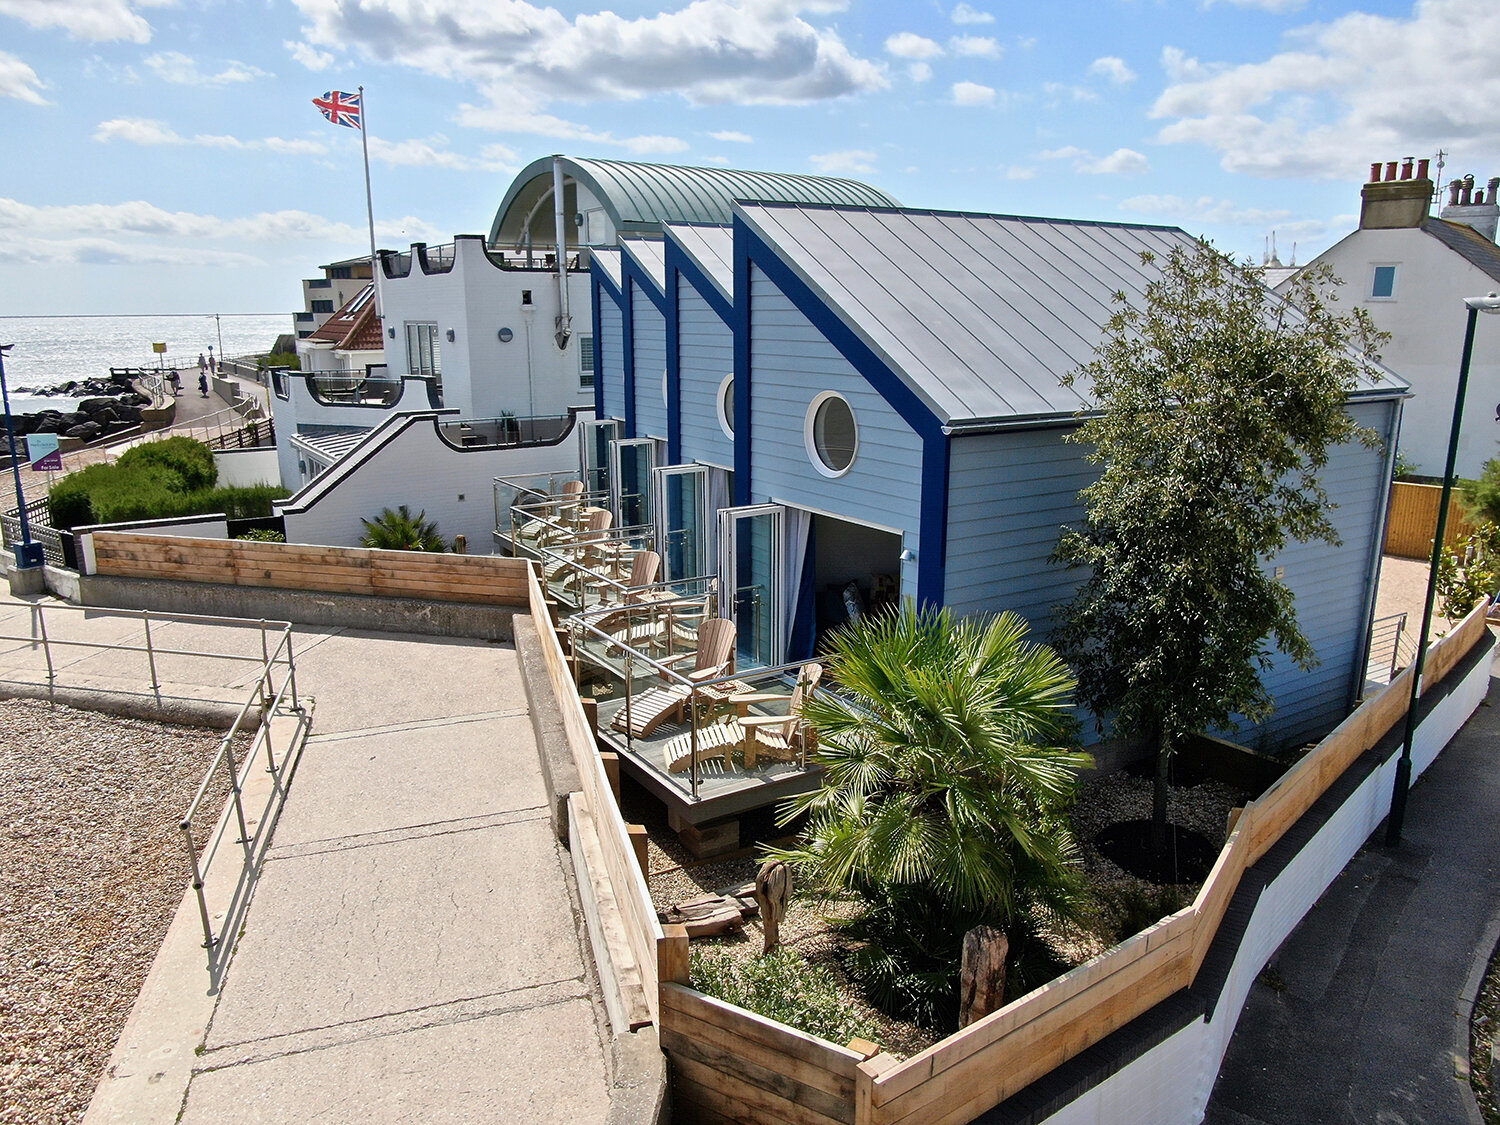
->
[943,399,1395,752]
[677,272,734,468]
[631,280,668,440]
[599,294,625,420]
[748,265,923,597]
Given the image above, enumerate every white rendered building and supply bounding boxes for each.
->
[1279,159,1500,478]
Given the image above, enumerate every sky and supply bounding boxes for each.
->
[1,0,1497,316]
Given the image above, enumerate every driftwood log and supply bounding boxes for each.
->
[959,925,1009,1028]
[754,859,792,954]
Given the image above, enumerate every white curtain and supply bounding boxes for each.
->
[782,506,811,661]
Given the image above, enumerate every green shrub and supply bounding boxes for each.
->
[260,351,301,371]
[360,505,445,551]
[236,528,285,542]
[1091,883,1189,946]
[117,436,217,490]
[1462,457,1500,525]
[690,947,874,1045]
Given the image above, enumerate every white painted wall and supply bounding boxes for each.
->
[277,411,586,549]
[1283,226,1500,478]
[1039,644,1490,1124]
[214,447,279,487]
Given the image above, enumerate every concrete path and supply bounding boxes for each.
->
[176,624,612,1123]
[0,593,616,1123]
[1203,667,1500,1125]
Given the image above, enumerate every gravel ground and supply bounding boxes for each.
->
[632,766,1246,1061]
[0,699,233,1125]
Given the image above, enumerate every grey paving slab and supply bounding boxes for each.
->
[273,713,543,845]
[206,815,585,1048]
[290,630,520,734]
[182,997,610,1125]
[1204,670,1500,1125]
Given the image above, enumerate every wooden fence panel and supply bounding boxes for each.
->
[1385,481,1474,559]
[526,566,663,1022]
[90,531,531,606]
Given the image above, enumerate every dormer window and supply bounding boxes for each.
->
[1371,264,1398,300]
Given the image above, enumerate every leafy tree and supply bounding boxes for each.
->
[1434,522,1500,618]
[359,505,445,551]
[1461,455,1500,525]
[1051,242,1386,854]
[771,602,1088,1025]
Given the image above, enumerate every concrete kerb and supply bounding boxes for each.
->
[0,679,259,730]
[514,614,668,1124]
[514,613,581,840]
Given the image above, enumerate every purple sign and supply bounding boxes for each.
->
[26,434,61,471]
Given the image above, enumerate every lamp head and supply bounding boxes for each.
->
[1465,293,1500,314]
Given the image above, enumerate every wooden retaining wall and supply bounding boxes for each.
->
[1385,481,1474,559]
[89,531,532,605]
[655,600,1493,1125]
[526,564,666,1026]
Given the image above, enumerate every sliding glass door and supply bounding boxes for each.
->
[653,464,711,583]
[609,438,658,529]
[579,418,620,496]
[717,504,785,669]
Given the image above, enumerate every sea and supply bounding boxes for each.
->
[0,313,290,414]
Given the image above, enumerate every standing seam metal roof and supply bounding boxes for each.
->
[664,224,735,302]
[738,202,1403,427]
[491,156,900,242]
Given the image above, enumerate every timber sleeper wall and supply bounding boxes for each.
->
[1385,480,1474,559]
[87,531,532,605]
[652,602,1492,1125]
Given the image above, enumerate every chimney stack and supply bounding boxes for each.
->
[1439,169,1500,242]
[1359,156,1435,229]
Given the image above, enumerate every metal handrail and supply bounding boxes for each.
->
[0,602,304,981]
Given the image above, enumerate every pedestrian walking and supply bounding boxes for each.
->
[197,352,207,375]
[198,372,209,398]
[169,368,182,395]
[208,350,217,376]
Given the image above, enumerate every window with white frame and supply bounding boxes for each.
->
[579,334,595,387]
[806,392,857,476]
[405,322,441,376]
[1370,264,1398,300]
[718,374,735,439]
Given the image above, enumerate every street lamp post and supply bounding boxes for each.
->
[213,314,224,370]
[1386,292,1500,846]
[0,344,45,570]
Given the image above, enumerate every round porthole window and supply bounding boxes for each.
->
[717,374,735,439]
[662,369,669,408]
[806,392,857,477]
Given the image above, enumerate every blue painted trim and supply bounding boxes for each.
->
[621,275,636,437]
[665,262,682,463]
[732,222,752,506]
[621,248,669,314]
[666,234,734,325]
[590,276,605,419]
[734,214,949,605]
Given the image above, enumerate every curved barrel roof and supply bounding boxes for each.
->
[490,155,899,244]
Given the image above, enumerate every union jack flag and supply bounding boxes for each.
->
[313,90,361,129]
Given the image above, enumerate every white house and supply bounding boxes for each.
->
[1279,158,1500,478]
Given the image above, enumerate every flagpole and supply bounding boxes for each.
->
[356,84,381,318]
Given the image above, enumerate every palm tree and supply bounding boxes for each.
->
[772,601,1088,1024]
[359,505,446,551]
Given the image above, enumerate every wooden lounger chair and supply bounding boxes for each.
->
[531,479,586,547]
[610,617,737,739]
[733,663,822,768]
[663,720,742,774]
[544,508,612,586]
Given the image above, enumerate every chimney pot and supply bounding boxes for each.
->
[1401,157,1414,180]
[1386,161,1399,181]
[1450,180,1464,206]
[1418,158,1431,180]
[1478,190,1488,206]
[1463,174,1475,205]
[1489,176,1500,198]
[1370,162,1383,183]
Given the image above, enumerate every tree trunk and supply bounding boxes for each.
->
[959,926,1009,1028]
[1151,730,1172,858]
[754,859,791,955]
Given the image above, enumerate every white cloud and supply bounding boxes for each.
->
[286,40,334,72]
[367,134,517,171]
[709,130,754,143]
[0,50,47,104]
[907,61,932,83]
[0,195,444,269]
[1089,56,1136,85]
[620,134,690,155]
[1117,193,1295,226]
[1003,165,1035,180]
[1043,82,1098,104]
[951,3,994,24]
[0,0,171,44]
[885,32,943,59]
[703,155,732,165]
[1206,0,1308,11]
[1152,0,1500,180]
[949,35,999,58]
[94,117,328,155]
[1040,145,1151,176]
[809,149,876,175]
[952,80,996,107]
[144,51,269,86]
[291,0,888,148]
